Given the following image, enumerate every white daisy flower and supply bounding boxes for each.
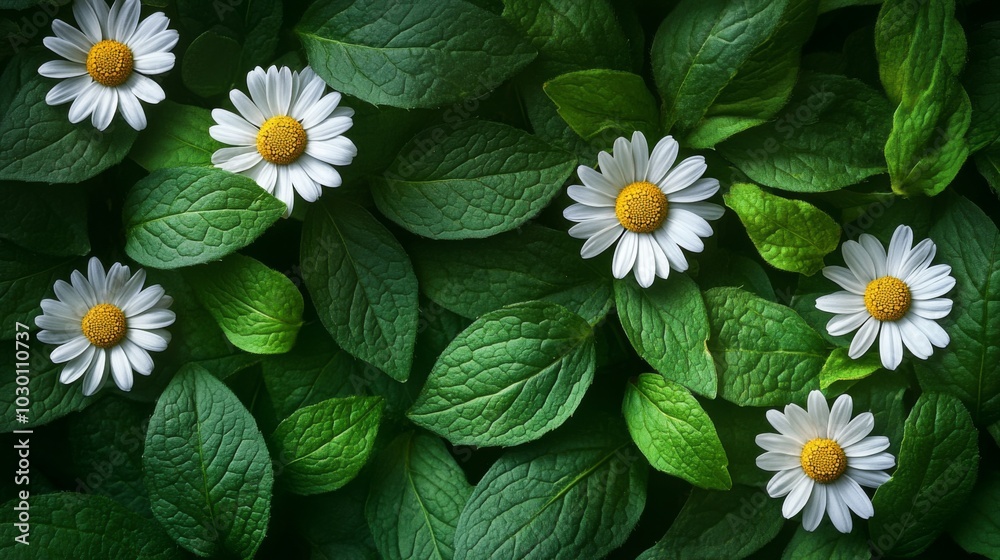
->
[35,257,175,396]
[209,65,358,217]
[815,225,954,371]
[756,390,895,534]
[563,131,724,288]
[37,0,178,131]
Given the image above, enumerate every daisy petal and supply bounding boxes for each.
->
[886,225,913,278]
[910,298,953,320]
[844,436,890,458]
[660,156,706,194]
[843,240,877,283]
[756,452,801,471]
[898,316,933,359]
[782,476,814,518]
[634,234,656,288]
[879,320,904,370]
[848,316,879,358]
[825,310,870,336]
[802,483,827,531]
[858,234,887,278]
[612,231,639,279]
[845,467,891,488]
[822,266,866,294]
[645,135,679,184]
[109,344,133,392]
[825,484,853,533]
[766,468,806,498]
[834,412,875,448]
[579,222,623,259]
[848,452,895,471]
[816,292,866,315]
[668,178,719,203]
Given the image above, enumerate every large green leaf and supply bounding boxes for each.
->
[637,485,783,560]
[869,392,979,558]
[181,30,242,98]
[297,0,536,108]
[372,120,575,239]
[185,254,304,355]
[876,0,970,196]
[718,72,893,192]
[704,287,825,406]
[948,470,1000,559]
[129,101,223,171]
[365,432,473,560]
[964,22,1000,152]
[0,240,81,328]
[914,195,1000,424]
[270,396,383,495]
[123,167,285,269]
[623,374,730,489]
[408,301,594,447]
[614,275,717,397]
[0,183,89,257]
[723,183,841,275]
[0,75,137,182]
[453,421,646,559]
[144,365,273,559]
[409,225,612,324]
[300,199,419,382]
[0,494,183,559]
[543,69,659,141]
[818,347,882,391]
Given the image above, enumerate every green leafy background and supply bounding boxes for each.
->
[1,0,999,559]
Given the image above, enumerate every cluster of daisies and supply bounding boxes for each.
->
[32,0,960,538]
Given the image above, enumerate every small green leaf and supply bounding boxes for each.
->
[0,75,137,183]
[300,199,419,382]
[129,101,223,171]
[704,287,825,406]
[409,225,612,325]
[270,396,383,495]
[718,72,893,192]
[181,30,242,97]
[614,275,717,397]
[123,167,285,269]
[297,0,536,108]
[870,392,979,557]
[185,253,304,355]
[637,485,783,560]
[372,120,575,239]
[0,494,183,559]
[0,183,89,256]
[913,195,1000,424]
[408,301,595,447]
[948,471,1000,559]
[144,364,273,559]
[365,432,473,560]
[623,374,731,489]
[543,69,659,141]
[454,421,646,559]
[818,347,882,391]
[724,183,841,275]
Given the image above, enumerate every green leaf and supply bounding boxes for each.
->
[623,374,730,489]
[409,225,613,325]
[184,253,304,355]
[543,70,659,141]
[0,183,89,256]
[300,200,419,382]
[453,420,646,559]
[717,72,893,192]
[270,396,383,495]
[977,143,1000,198]
[914,195,1000,424]
[372,120,575,239]
[1,328,93,432]
[144,365,273,559]
[408,301,595,447]
[696,249,777,301]
[964,22,1000,152]
[876,0,971,196]
[651,0,781,132]
[500,0,630,77]
[123,167,286,269]
[181,30,242,97]
[637,485,783,560]
[0,75,138,182]
[0,241,81,328]
[724,183,841,275]
[0,494,183,559]
[129,101,223,171]
[365,432,473,560]
[780,523,870,560]
[948,470,1000,560]
[869,392,979,557]
[687,0,818,147]
[818,347,882,391]
[704,287,825,406]
[297,0,536,109]
[614,275,717,397]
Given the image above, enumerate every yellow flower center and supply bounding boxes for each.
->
[615,181,668,233]
[256,116,308,165]
[81,303,127,348]
[86,40,134,87]
[864,276,911,322]
[800,438,847,483]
